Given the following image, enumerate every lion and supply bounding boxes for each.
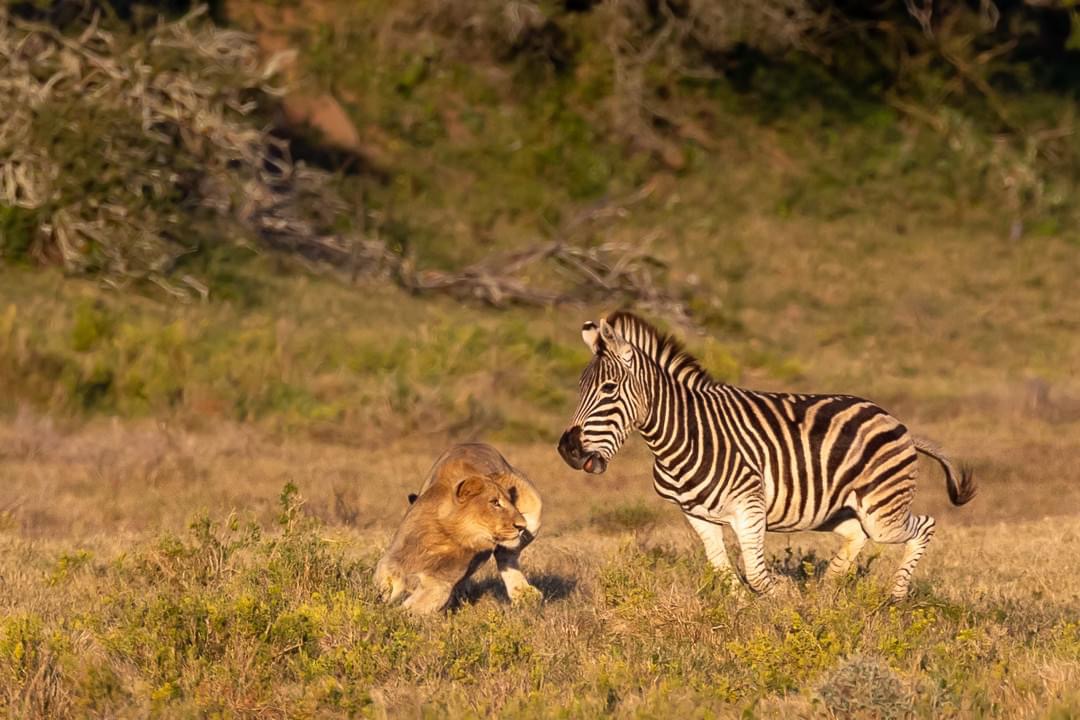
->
[375,443,544,614]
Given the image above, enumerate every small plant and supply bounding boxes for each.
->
[817,654,913,720]
[48,549,93,585]
[278,482,306,532]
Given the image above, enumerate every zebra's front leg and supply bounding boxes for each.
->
[685,515,733,572]
[730,502,777,596]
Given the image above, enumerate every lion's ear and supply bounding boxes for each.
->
[454,476,487,503]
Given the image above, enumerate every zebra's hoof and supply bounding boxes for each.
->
[763,577,799,601]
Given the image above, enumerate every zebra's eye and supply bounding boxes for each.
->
[600,382,618,394]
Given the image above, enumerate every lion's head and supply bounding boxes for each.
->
[447,475,527,549]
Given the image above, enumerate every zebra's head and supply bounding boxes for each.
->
[558,318,648,474]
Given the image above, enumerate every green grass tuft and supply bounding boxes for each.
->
[590,501,663,534]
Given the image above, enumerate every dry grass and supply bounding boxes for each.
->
[2,198,1079,716]
[0,412,1077,718]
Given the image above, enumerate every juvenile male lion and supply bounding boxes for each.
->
[375,443,543,614]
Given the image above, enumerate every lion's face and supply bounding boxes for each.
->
[453,476,527,547]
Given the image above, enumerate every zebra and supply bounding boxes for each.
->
[557,311,976,601]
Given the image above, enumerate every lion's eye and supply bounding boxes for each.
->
[600,382,618,394]
[490,498,501,508]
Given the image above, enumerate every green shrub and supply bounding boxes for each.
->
[0,206,38,262]
[69,301,113,353]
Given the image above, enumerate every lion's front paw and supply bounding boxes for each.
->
[510,582,543,607]
[375,571,407,605]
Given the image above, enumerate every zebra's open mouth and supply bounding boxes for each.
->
[583,454,607,474]
[558,426,608,474]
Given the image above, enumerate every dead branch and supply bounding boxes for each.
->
[905,0,934,38]
[393,183,687,319]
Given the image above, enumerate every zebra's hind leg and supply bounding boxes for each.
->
[860,509,937,601]
[890,515,936,601]
[824,517,869,582]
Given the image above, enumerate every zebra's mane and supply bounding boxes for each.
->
[605,311,716,385]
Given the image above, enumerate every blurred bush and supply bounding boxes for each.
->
[3,0,1079,301]
[0,4,359,297]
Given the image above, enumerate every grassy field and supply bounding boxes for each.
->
[3,131,1079,720]
[0,417,1078,718]
[2,209,1079,717]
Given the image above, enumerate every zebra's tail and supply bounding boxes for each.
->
[913,437,977,506]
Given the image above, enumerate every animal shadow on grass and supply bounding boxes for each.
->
[452,572,578,609]
[768,546,880,585]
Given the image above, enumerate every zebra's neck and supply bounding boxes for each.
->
[637,362,724,468]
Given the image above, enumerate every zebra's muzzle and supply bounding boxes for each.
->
[558,427,608,474]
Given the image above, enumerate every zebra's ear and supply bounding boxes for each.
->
[599,319,633,367]
[581,321,600,354]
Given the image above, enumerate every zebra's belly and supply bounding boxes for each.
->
[650,450,901,531]
[761,470,855,531]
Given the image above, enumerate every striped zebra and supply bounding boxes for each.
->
[557,311,976,601]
